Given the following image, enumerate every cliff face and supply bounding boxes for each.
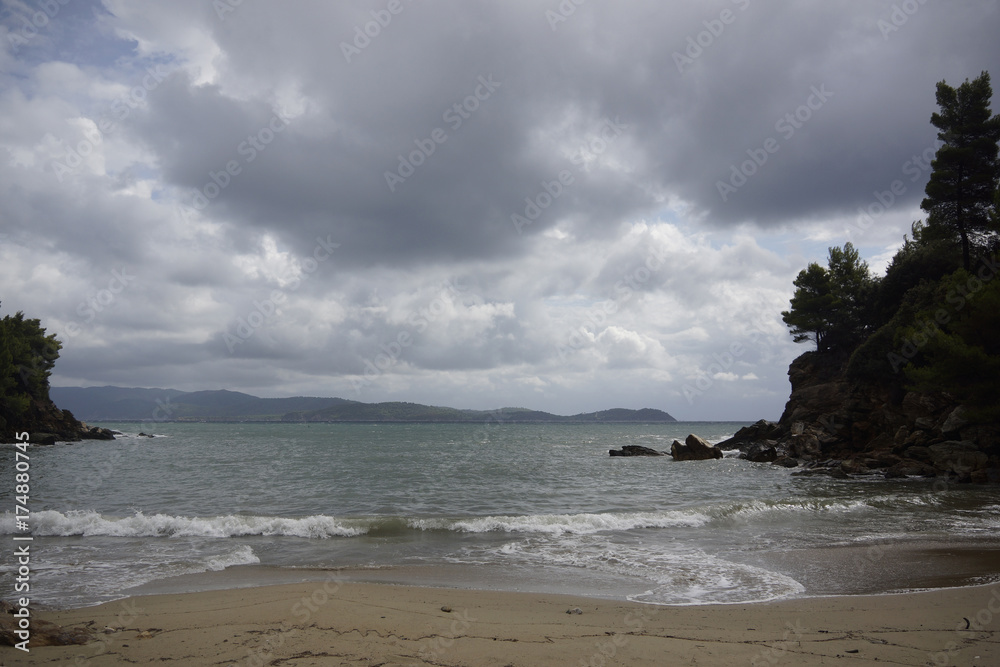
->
[1,394,114,444]
[722,351,1000,483]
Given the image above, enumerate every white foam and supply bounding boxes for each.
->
[204,544,260,570]
[707,498,872,522]
[493,537,805,605]
[1,510,366,538]
[410,510,710,536]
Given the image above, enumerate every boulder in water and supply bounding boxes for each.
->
[670,434,723,461]
[609,445,665,457]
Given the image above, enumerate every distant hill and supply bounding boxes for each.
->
[50,386,358,421]
[51,387,676,423]
[283,402,676,423]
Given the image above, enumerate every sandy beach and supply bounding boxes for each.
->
[5,579,998,666]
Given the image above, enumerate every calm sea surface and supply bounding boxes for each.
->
[3,422,1000,609]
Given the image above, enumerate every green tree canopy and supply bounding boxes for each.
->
[782,243,876,353]
[920,71,1000,270]
[782,262,835,350]
[902,267,1000,421]
[0,302,62,432]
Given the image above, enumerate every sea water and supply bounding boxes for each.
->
[2,422,999,609]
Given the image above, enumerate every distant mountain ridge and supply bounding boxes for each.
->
[50,386,677,423]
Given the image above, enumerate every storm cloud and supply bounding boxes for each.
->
[1,0,997,419]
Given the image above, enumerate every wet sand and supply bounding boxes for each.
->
[9,580,1000,666]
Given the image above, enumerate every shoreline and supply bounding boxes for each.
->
[14,579,1000,666]
[36,533,1000,613]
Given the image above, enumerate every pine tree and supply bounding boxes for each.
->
[782,243,875,353]
[920,71,1000,270]
[782,262,836,351]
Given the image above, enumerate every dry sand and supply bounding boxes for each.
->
[5,579,1000,666]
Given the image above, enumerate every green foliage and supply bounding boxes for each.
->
[782,243,876,352]
[794,73,1000,425]
[782,262,834,349]
[920,71,1000,270]
[873,225,961,326]
[902,263,1000,420]
[847,275,941,381]
[0,302,62,432]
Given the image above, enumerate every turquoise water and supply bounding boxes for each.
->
[3,422,1000,608]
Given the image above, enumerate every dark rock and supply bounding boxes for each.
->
[772,456,799,468]
[743,442,778,462]
[80,425,115,440]
[884,460,939,478]
[1,400,116,445]
[928,441,989,475]
[840,459,871,475]
[789,433,821,460]
[137,432,155,438]
[609,445,665,457]
[717,419,782,451]
[670,434,723,461]
[971,468,1000,485]
[903,446,932,462]
[0,602,92,647]
[864,451,901,468]
[728,348,997,484]
[792,465,848,478]
[941,407,969,435]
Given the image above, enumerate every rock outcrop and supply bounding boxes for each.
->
[609,445,665,457]
[0,394,115,445]
[720,351,1000,482]
[609,434,725,460]
[670,434,723,461]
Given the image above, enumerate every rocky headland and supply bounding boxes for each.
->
[0,392,114,445]
[720,351,1000,483]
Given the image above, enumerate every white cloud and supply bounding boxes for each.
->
[1,0,993,420]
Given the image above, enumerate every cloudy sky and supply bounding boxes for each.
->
[1,0,997,420]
